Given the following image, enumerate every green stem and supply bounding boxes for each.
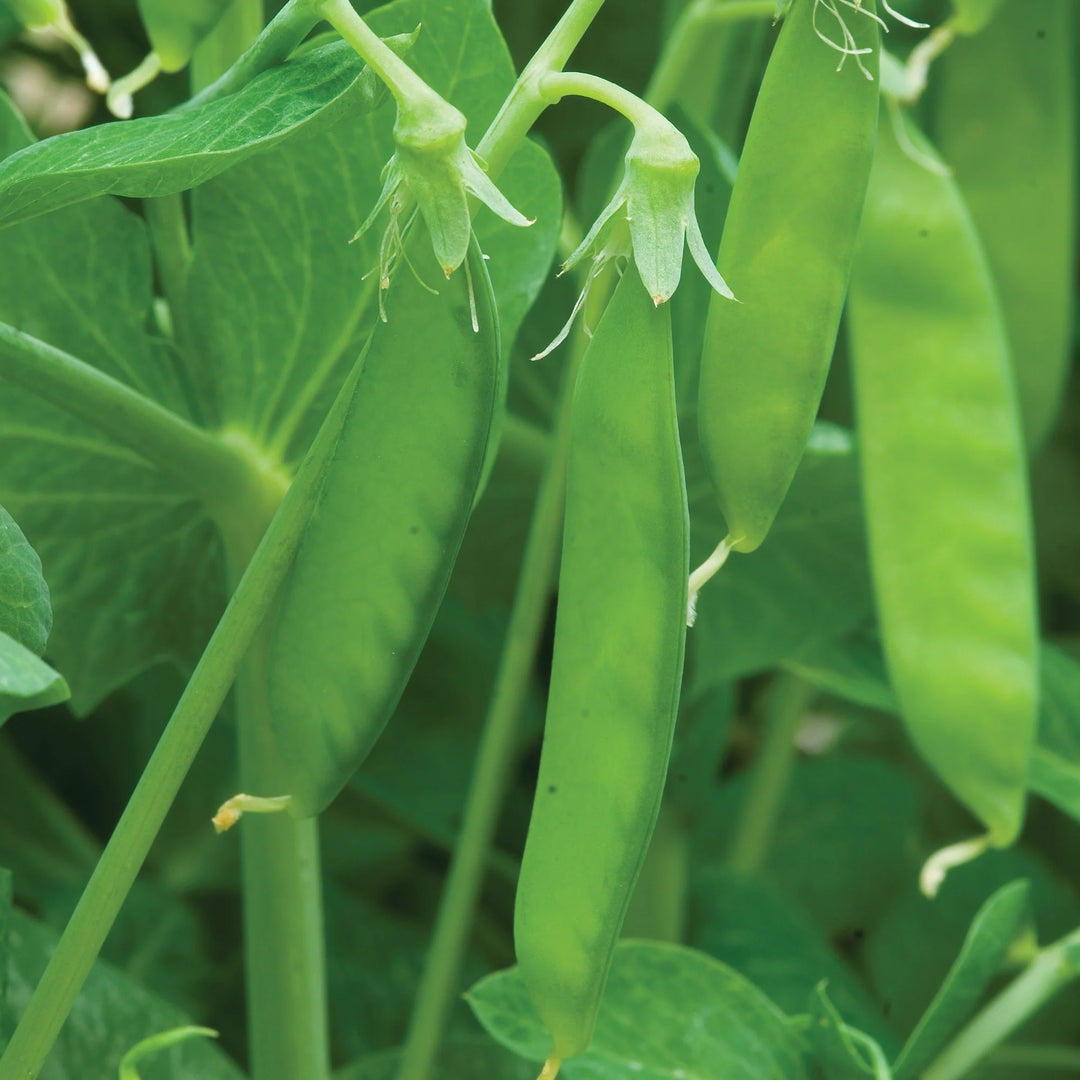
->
[144,193,192,341]
[538,71,666,132]
[985,1045,1080,1071]
[922,929,1080,1080]
[229,592,330,1080]
[186,0,322,107]
[0,359,362,1080]
[393,269,594,1080]
[645,0,775,113]
[727,673,813,875]
[477,0,608,175]
[315,0,438,109]
[189,0,266,91]
[0,321,255,524]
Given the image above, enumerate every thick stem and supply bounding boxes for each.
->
[645,0,775,113]
[0,359,362,1080]
[228,586,330,1080]
[923,928,1080,1080]
[477,0,607,174]
[727,673,813,875]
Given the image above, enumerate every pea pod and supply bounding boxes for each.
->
[934,0,1077,450]
[138,0,234,73]
[514,264,689,1075]
[696,0,879,558]
[267,228,500,818]
[847,110,1038,855]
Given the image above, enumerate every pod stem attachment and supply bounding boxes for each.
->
[212,793,293,833]
[919,834,991,898]
[687,535,734,626]
[106,51,163,118]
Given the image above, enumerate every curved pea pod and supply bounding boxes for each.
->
[695,0,879,555]
[847,111,1038,852]
[948,0,1006,35]
[514,264,689,1073]
[934,0,1076,451]
[267,230,500,819]
[137,0,234,72]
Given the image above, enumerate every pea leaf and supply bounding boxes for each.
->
[0,92,224,714]
[2,907,245,1079]
[891,880,1029,1079]
[467,940,811,1080]
[689,869,894,1050]
[0,39,364,228]
[696,757,922,936]
[689,425,874,692]
[0,503,51,655]
[0,504,68,724]
[335,1039,537,1080]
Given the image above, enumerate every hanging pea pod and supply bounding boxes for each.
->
[266,226,500,819]
[514,262,689,1078]
[1,0,109,92]
[847,109,1038,881]
[690,0,879,613]
[933,0,1076,451]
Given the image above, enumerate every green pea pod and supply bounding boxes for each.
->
[934,0,1076,451]
[696,0,879,554]
[268,229,500,818]
[137,0,234,72]
[514,264,689,1074]
[4,0,60,26]
[847,110,1038,851]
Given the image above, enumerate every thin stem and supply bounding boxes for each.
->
[393,268,598,1080]
[144,193,192,342]
[186,0,322,108]
[538,70,666,132]
[645,0,776,113]
[985,1045,1080,1071]
[189,0,266,92]
[727,673,813,875]
[923,928,1080,1080]
[0,321,256,525]
[0,358,363,1080]
[478,0,608,175]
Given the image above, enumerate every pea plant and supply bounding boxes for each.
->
[0,0,1077,1078]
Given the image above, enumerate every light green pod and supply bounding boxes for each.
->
[268,231,500,818]
[847,111,1038,847]
[514,263,689,1070]
[934,0,1076,450]
[137,0,234,72]
[697,0,879,553]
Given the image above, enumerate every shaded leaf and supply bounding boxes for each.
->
[468,940,810,1080]
[0,630,69,727]
[892,880,1029,1079]
[0,503,51,654]
[334,1038,536,1080]
[805,983,892,1080]
[2,907,244,1079]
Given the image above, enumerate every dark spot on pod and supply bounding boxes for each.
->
[677,773,689,783]
[410,524,420,535]
[919,229,929,238]
[1036,28,1046,38]
[547,784,557,795]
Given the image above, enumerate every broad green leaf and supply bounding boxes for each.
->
[2,907,245,1079]
[0,503,50,653]
[690,869,894,1049]
[696,757,922,936]
[0,40,364,228]
[783,627,897,714]
[0,866,10,1036]
[334,1038,536,1080]
[0,92,224,713]
[0,630,68,726]
[689,426,874,692]
[467,940,810,1080]
[892,880,1029,1079]
[1028,747,1080,826]
[804,983,892,1080]
[1037,643,1080,760]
